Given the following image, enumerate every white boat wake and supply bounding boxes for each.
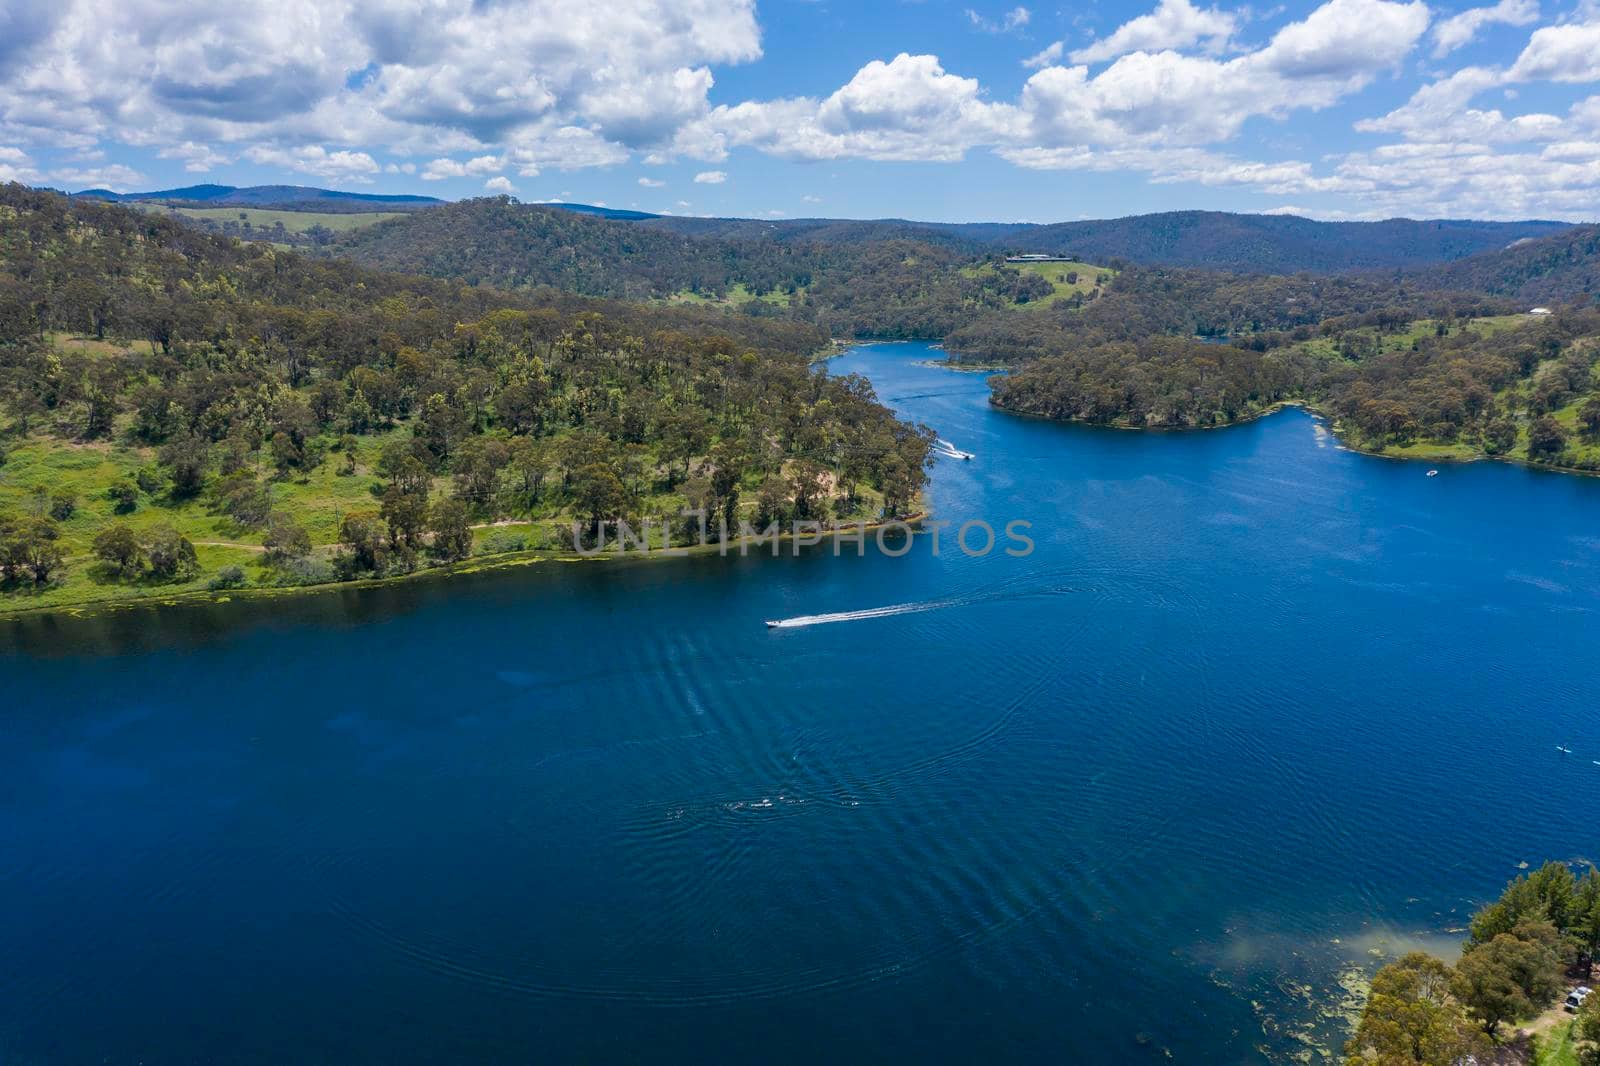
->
[766,601,951,628]
[935,439,975,461]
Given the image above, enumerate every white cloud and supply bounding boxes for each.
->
[484,175,516,193]
[1507,19,1600,81]
[158,141,231,173]
[801,193,823,203]
[0,0,760,181]
[503,125,630,176]
[1020,0,1430,148]
[243,144,380,181]
[966,7,1032,33]
[1069,0,1240,64]
[1255,0,1429,80]
[1022,42,1065,69]
[49,163,146,190]
[674,0,1429,167]
[638,176,665,187]
[0,145,41,183]
[679,53,1020,162]
[1431,0,1539,57]
[421,154,503,181]
[0,0,1592,220]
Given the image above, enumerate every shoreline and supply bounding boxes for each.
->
[987,395,1311,433]
[0,512,929,623]
[987,394,1600,477]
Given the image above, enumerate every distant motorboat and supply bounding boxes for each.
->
[935,439,975,461]
[1426,469,1440,477]
[1557,745,1573,754]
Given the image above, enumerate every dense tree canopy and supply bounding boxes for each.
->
[0,184,933,597]
[1345,862,1600,1065]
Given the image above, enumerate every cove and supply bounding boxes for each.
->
[2,341,1598,1064]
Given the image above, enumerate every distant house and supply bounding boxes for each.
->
[1005,253,1075,263]
[1529,307,1554,315]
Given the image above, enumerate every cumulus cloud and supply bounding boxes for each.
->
[49,163,146,190]
[673,0,1429,167]
[1431,0,1539,57]
[243,145,379,181]
[0,0,760,178]
[1507,19,1600,81]
[157,141,232,173]
[638,176,665,187]
[421,155,503,181]
[1023,0,1430,147]
[1070,0,1240,64]
[0,145,42,183]
[484,175,516,193]
[678,53,1019,162]
[1359,18,1600,146]
[0,0,1593,220]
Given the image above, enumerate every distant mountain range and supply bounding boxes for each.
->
[636,210,1573,273]
[73,183,441,209]
[58,182,1590,287]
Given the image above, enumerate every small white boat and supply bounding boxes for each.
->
[765,620,781,628]
[1426,469,1440,477]
[1557,745,1573,754]
[935,439,975,461]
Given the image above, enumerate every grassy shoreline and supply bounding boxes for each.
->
[0,510,927,621]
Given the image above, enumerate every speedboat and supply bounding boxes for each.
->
[1426,469,1439,477]
[765,620,781,628]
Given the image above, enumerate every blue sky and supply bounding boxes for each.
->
[1,0,1597,221]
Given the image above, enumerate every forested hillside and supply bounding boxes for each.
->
[0,184,933,612]
[1406,224,1600,304]
[640,209,1564,272]
[992,297,1600,471]
[334,197,1054,334]
[1009,212,1568,273]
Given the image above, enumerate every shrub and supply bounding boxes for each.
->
[480,529,530,555]
[145,526,198,580]
[135,467,165,495]
[262,515,312,562]
[207,565,247,590]
[48,491,76,521]
[107,481,139,514]
[273,556,337,587]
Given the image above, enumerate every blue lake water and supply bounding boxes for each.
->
[4,341,1600,1063]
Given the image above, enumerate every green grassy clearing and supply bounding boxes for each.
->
[964,259,1116,309]
[1533,1019,1581,1066]
[664,282,801,308]
[135,205,405,234]
[1293,315,1529,361]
